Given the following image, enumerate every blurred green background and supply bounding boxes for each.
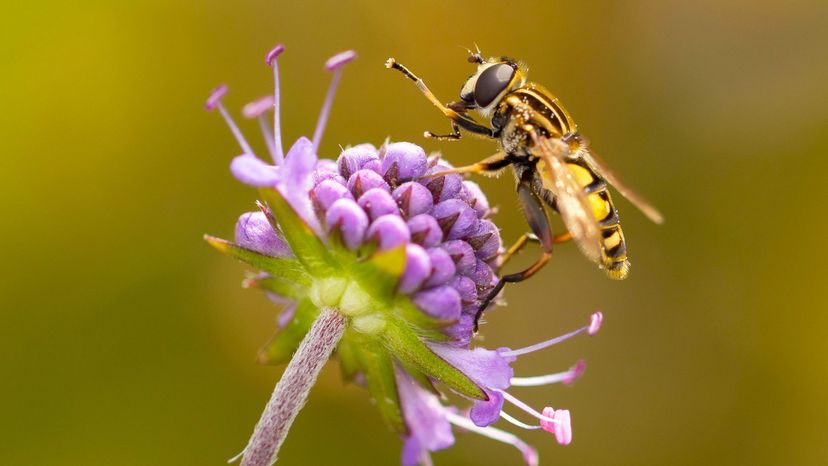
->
[2,0,826,465]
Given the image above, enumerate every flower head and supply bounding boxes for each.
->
[205,44,602,466]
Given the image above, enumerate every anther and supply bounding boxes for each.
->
[588,311,603,336]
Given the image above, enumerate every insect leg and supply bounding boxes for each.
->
[425,121,462,141]
[420,152,513,179]
[496,233,539,271]
[474,177,555,331]
[386,58,494,138]
[497,230,573,272]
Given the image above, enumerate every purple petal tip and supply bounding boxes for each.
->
[242,95,275,119]
[265,44,285,66]
[325,50,357,71]
[204,84,228,111]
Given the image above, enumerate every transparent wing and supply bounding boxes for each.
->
[578,146,664,224]
[530,133,603,263]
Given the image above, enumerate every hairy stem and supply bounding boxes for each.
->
[240,308,347,466]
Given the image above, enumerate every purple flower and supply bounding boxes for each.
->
[206,44,604,466]
[234,211,291,258]
[395,367,454,466]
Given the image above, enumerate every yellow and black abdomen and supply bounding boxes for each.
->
[566,159,630,279]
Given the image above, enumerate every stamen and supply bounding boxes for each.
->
[496,390,557,424]
[541,408,572,445]
[445,411,538,466]
[312,50,357,154]
[499,411,542,430]
[205,85,255,156]
[588,311,603,336]
[205,84,228,111]
[501,313,602,358]
[324,50,358,72]
[242,95,275,119]
[563,359,587,385]
[265,44,285,164]
[243,96,277,159]
[510,360,586,387]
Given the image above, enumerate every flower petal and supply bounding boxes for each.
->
[396,367,454,456]
[428,344,515,391]
[234,211,291,257]
[230,154,279,186]
[470,389,505,427]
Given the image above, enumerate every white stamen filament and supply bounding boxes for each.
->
[500,411,542,430]
[445,411,537,466]
[312,68,343,154]
[217,102,255,156]
[510,370,571,387]
[419,452,434,466]
[271,58,284,164]
[257,115,277,160]
[496,390,558,424]
[500,326,587,358]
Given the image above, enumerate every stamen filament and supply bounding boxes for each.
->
[510,371,571,387]
[257,115,278,160]
[419,452,434,466]
[217,102,255,156]
[500,326,587,358]
[312,50,356,154]
[272,57,285,165]
[500,411,542,430]
[312,68,342,154]
[269,48,285,164]
[496,390,557,424]
[445,411,538,466]
[242,96,277,161]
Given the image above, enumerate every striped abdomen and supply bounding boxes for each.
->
[566,158,629,279]
[496,85,630,278]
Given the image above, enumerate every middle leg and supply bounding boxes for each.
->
[419,152,513,180]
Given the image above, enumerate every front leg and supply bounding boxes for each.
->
[386,58,495,139]
[425,121,462,141]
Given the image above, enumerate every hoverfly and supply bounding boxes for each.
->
[386,50,663,329]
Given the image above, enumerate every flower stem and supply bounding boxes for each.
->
[240,308,347,466]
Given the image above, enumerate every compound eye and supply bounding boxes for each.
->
[474,63,515,107]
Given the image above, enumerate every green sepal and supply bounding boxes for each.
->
[257,188,332,274]
[383,317,486,400]
[397,359,441,397]
[353,341,406,434]
[204,235,310,287]
[336,338,361,383]
[351,246,406,302]
[246,275,306,301]
[257,298,320,365]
